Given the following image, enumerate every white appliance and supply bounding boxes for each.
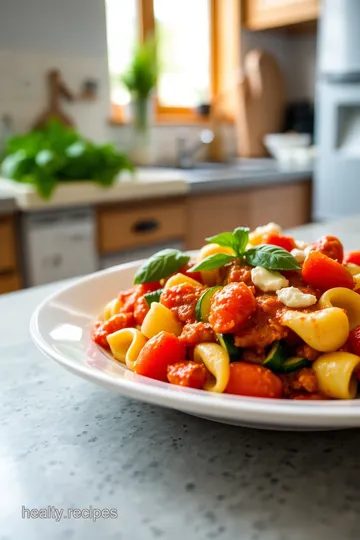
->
[21,208,97,287]
[314,0,360,220]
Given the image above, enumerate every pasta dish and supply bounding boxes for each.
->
[92,223,360,400]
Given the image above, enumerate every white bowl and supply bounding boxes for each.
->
[264,133,311,162]
[30,260,360,431]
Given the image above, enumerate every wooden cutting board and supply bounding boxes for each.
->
[236,50,285,158]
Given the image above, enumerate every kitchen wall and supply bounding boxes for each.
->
[242,29,317,102]
[0,0,317,163]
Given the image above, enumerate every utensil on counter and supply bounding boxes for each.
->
[237,50,285,158]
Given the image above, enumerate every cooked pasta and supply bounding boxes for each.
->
[313,352,360,399]
[141,302,182,338]
[92,224,360,401]
[193,343,230,393]
[318,288,360,330]
[107,328,147,370]
[281,307,349,352]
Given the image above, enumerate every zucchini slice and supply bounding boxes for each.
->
[144,289,164,307]
[195,286,222,322]
[263,341,288,372]
[217,334,241,362]
[280,356,311,374]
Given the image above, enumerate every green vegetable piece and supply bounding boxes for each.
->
[245,244,301,271]
[217,334,241,362]
[263,341,288,372]
[134,249,190,284]
[195,286,223,322]
[144,289,164,307]
[280,356,311,374]
[189,253,236,272]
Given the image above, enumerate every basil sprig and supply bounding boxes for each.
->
[189,226,300,272]
[245,244,301,270]
[134,249,190,284]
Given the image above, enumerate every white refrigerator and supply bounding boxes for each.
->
[314,0,360,220]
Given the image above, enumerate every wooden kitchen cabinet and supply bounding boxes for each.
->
[0,215,22,294]
[186,180,311,249]
[97,197,186,254]
[242,0,319,31]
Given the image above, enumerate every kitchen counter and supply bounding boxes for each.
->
[186,158,313,194]
[1,216,360,540]
[0,160,312,211]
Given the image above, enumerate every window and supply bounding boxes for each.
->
[105,0,240,124]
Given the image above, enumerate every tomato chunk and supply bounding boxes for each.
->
[167,361,208,389]
[302,251,354,291]
[225,362,283,398]
[92,313,134,349]
[348,325,360,356]
[209,282,256,334]
[344,251,360,266]
[311,235,344,262]
[134,331,185,381]
[262,233,296,252]
[178,263,203,284]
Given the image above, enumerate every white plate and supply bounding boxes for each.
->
[30,261,360,431]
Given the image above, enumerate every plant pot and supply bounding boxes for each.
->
[129,97,153,166]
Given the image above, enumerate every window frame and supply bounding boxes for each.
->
[110,0,239,125]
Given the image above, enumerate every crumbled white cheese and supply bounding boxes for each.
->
[290,248,306,263]
[295,240,308,250]
[254,222,282,236]
[277,286,317,308]
[304,245,314,257]
[251,266,289,292]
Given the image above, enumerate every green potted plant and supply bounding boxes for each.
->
[121,36,158,164]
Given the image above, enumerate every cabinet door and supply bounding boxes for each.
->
[0,216,16,272]
[243,0,319,30]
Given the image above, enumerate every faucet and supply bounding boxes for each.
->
[177,129,214,169]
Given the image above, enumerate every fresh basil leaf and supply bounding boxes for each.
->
[134,249,190,284]
[233,227,250,255]
[245,244,301,271]
[144,288,164,307]
[189,253,236,272]
[206,232,236,250]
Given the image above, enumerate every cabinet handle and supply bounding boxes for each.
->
[132,218,160,234]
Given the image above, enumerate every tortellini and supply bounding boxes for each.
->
[313,352,360,399]
[107,328,147,370]
[193,343,230,393]
[318,287,360,330]
[281,307,349,352]
[141,302,182,338]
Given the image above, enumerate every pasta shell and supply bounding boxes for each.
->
[313,352,360,399]
[318,287,360,330]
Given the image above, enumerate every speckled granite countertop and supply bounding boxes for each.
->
[2,216,360,540]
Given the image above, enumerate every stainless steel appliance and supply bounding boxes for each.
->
[314,0,360,220]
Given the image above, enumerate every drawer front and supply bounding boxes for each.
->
[98,201,186,254]
[0,217,16,271]
[0,273,21,294]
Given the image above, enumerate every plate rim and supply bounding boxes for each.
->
[30,261,360,427]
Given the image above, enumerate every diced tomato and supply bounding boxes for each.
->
[262,233,296,252]
[344,251,360,266]
[311,235,344,262]
[178,263,203,284]
[134,296,149,326]
[167,361,208,389]
[302,251,354,291]
[348,325,360,356]
[209,282,256,334]
[225,362,283,398]
[118,283,160,315]
[92,313,134,349]
[133,331,185,381]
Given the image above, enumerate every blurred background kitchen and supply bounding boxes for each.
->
[0,0,357,294]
